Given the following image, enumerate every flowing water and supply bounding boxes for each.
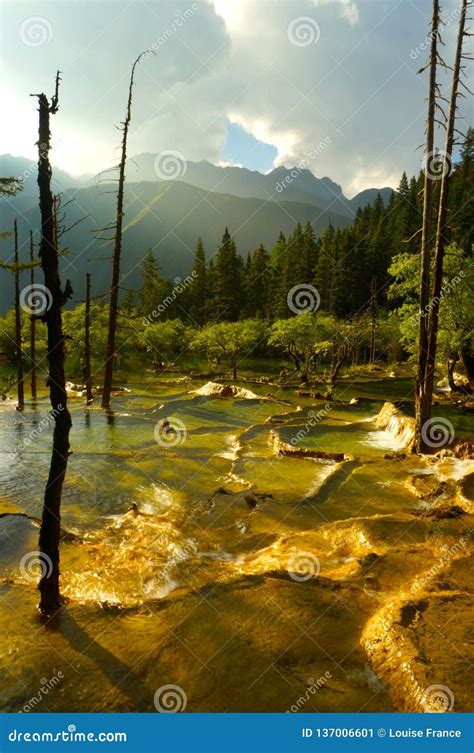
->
[0,373,472,713]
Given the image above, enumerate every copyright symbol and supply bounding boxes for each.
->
[377,728,386,737]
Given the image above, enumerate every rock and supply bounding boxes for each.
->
[437,372,470,391]
[193,381,263,400]
[442,440,474,459]
[359,552,379,569]
[244,495,258,509]
[414,505,465,520]
[462,401,474,413]
[269,430,345,462]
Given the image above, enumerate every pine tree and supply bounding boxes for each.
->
[188,238,207,324]
[270,232,288,319]
[449,127,474,254]
[245,244,271,319]
[314,223,336,312]
[212,228,242,321]
[139,250,173,319]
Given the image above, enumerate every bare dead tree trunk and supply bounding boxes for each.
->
[84,272,93,404]
[52,194,59,250]
[32,72,73,615]
[414,0,440,452]
[13,220,25,412]
[460,342,474,392]
[101,52,148,409]
[446,354,460,393]
[30,229,37,401]
[331,342,348,384]
[331,359,344,385]
[369,275,377,365]
[423,0,470,425]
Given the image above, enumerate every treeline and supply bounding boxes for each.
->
[1,132,472,389]
[132,128,473,325]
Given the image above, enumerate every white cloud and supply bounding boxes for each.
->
[312,0,359,27]
[1,0,469,196]
[227,112,298,167]
[211,0,247,30]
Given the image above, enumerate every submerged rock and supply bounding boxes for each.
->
[413,505,465,519]
[362,553,473,712]
[193,381,263,400]
[269,430,346,462]
[437,372,470,391]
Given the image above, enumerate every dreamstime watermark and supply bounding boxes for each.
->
[160,537,198,583]
[142,272,197,325]
[421,417,454,449]
[10,405,64,460]
[290,405,332,446]
[143,4,199,56]
[287,283,321,314]
[275,138,332,194]
[20,283,53,317]
[417,536,467,588]
[154,684,187,712]
[410,5,461,60]
[8,726,127,743]
[422,149,453,181]
[154,417,188,448]
[287,672,332,712]
[287,16,321,47]
[419,270,465,319]
[153,150,188,180]
[19,16,52,47]
[287,551,320,581]
[420,684,455,712]
[19,551,53,583]
[14,138,64,194]
[21,671,65,712]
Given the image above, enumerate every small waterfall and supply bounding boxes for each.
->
[373,402,415,449]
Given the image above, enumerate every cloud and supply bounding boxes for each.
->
[313,0,359,27]
[1,0,470,195]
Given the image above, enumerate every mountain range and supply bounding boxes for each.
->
[0,153,394,309]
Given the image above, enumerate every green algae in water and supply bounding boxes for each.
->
[0,375,473,713]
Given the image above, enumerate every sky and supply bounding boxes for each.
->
[0,0,472,198]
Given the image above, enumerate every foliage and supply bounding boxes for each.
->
[139,319,194,362]
[192,319,267,377]
[388,244,474,366]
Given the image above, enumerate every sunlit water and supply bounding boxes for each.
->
[0,374,472,713]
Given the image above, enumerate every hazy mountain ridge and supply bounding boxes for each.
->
[0,154,394,311]
[0,178,353,308]
[0,153,394,215]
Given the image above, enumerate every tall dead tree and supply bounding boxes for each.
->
[32,72,73,615]
[423,0,471,418]
[13,220,25,411]
[414,0,440,452]
[30,229,37,401]
[369,275,377,365]
[101,52,148,409]
[1,221,27,409]
[84,273,93,404]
